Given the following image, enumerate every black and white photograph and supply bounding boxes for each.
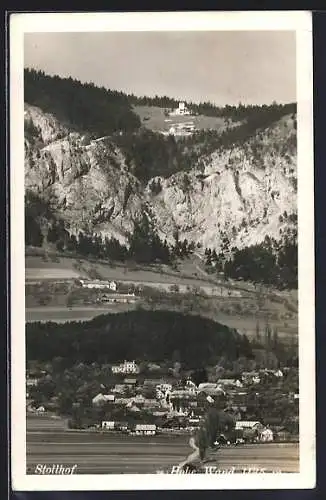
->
[10,11,315,491]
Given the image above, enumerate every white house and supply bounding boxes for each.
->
[100,293,136,304]
[156,383,173,393]
[111,360,140,374]
[26,377,39,387]
[135,424,156,435]
[235,421,262,430]
[79,279,117,291]
[92,393,115,406]
[259,427,274,442]
[185,380,197,394]
[174,102,191,116]
[102,421,115,430]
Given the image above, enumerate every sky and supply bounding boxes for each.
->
[24,31,296,106]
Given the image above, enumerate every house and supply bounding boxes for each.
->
[169,389,192,399]
[135,424,156,435]
[198,382,218,391]
[259,427,274,442]
[79,279,117,290]
[116,421,128,431]
[112,361,140,374]
[171,102,191,116]
[188,417,200,426]
[241,372,261,385]
[197,382,225,396]
[156,383,173,393]
[114,397,132,406]
[112,384,126,394]
[235,421,262,430]
[100,293,136,304]
[26,377,39,387]
[218,379,243,388]
[36,406,45,413]
[102,421,115,430]
[273,369,284,378]
[184,380,197,394]
[92,393,115,406]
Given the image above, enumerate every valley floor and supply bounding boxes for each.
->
[25,253,298,342]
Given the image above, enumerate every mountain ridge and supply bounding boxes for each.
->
[25,102,297,254]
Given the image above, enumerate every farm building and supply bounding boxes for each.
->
[79,279,117,291]
[100,293,137,304]
[259,428,274,442]
[235,421,262,430]
[102,421,115,430]
[170,102,191,116]
[92,393,115,406]
[135,424,157,435]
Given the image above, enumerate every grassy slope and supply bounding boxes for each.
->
[133,105,233,133]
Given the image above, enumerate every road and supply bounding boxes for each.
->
[26,431,299,475]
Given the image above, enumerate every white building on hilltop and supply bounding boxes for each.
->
[170,102,191,116]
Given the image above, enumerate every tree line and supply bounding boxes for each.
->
[25,70,296,185]
[205,233,298,289]
[127,91,296,122]
[24,68,141,137]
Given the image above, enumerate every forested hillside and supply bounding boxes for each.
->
[24,70,298,289]
[26,310,252,368]
[24,68,141,137]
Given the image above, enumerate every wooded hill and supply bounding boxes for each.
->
[24,68,141,137]
[26,310,253,368]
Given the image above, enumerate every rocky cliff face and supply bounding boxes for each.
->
[25,103,297,252]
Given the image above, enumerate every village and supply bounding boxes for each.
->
[26,356,299,445]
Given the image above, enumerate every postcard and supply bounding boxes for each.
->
[10,10,315,490]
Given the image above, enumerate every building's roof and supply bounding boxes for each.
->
[124,378,137,384]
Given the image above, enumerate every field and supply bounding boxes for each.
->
[25,254,298,342]
[133,105,231,134]
[26,416,299,475]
